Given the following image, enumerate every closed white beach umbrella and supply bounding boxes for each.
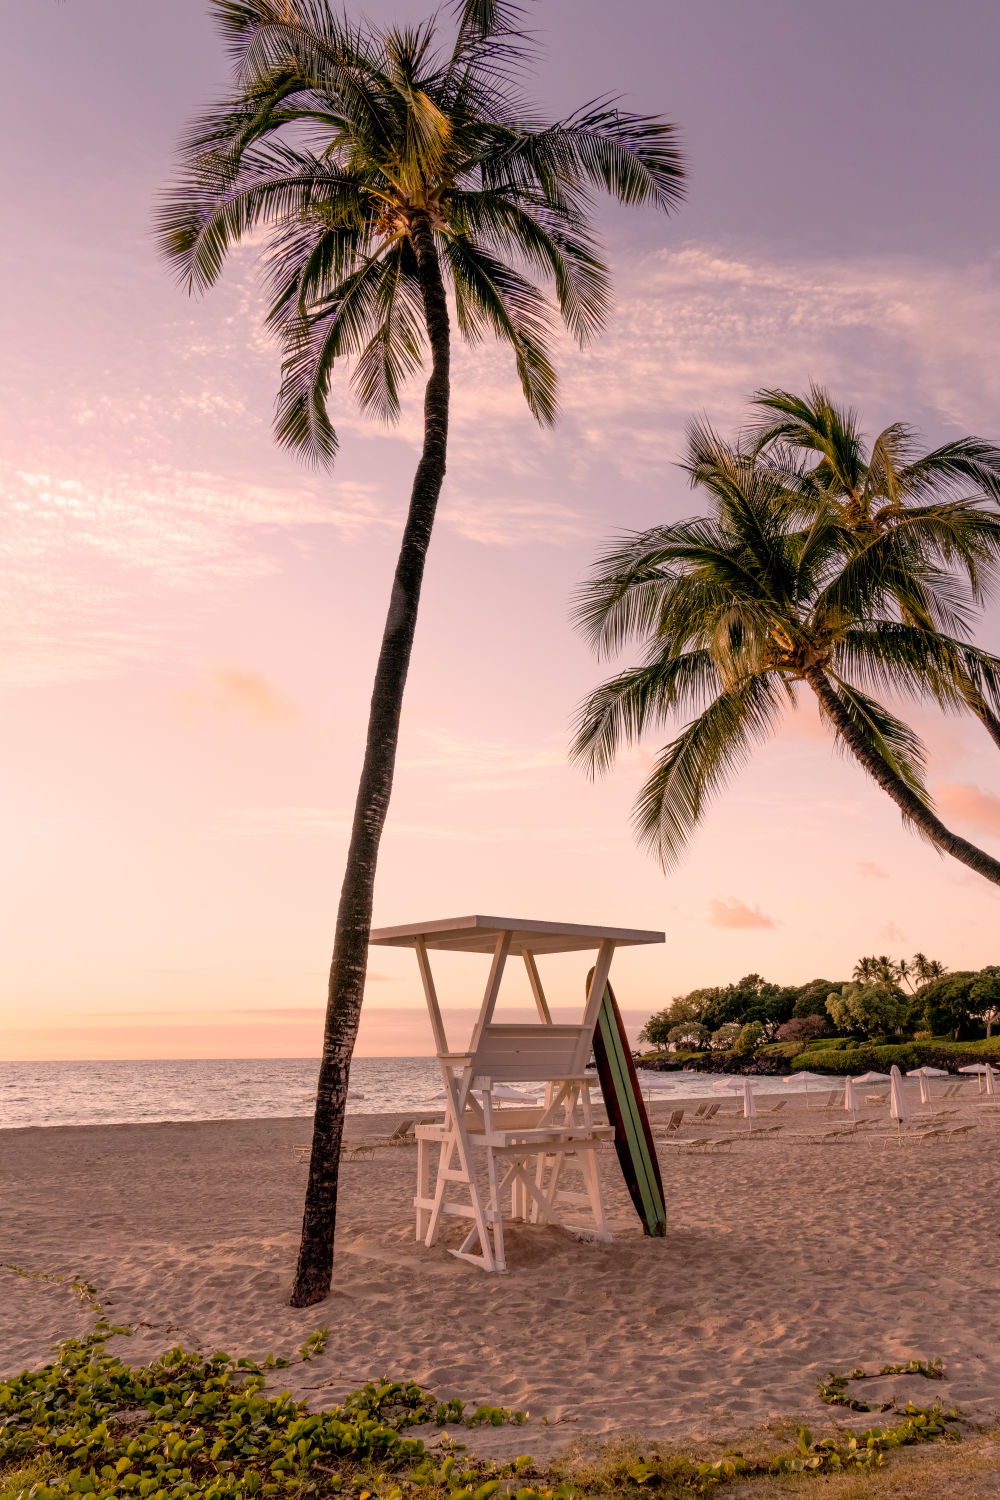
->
[712,1075,757,1123]
[907,1065,948,1104]
[986,1066,997,1097]
[843,1076,857,1111]
[889,1065,910,1122]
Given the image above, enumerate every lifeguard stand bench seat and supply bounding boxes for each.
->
[368,915,664,1272]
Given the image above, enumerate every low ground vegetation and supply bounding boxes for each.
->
[0,1322,974,1500]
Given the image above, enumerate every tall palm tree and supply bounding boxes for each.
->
[853,956,880,984]
[158,0,684,1306]
[572,420,1000,887]
[747,386,1000,749]
[913,952,947,983]
[873,955,900,985]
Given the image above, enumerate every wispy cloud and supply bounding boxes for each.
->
[439,246,1000,486]
[708,896,777,930]
[220,802,612,847]
[858,860,890,879]
[176,666,301,727]
[399,728,567,790]
[439,497,591,546]
[0,462,387,685]
[936,782,1000,838]
[9,244,1000,687]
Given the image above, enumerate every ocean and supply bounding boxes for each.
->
[0,1057,814,1131]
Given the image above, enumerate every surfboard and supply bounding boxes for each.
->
[589,972,667,1237]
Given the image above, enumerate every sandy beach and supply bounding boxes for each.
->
[3,1091,1000,1457]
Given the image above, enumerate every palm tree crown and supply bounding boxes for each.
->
[572,415,1000,886]
[157,0,684,457]
[747,385,1000,746]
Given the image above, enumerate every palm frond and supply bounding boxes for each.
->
[632,674,788,869]
[896,436,1000,504]
[446,235,557,423]
[748,384,866,496]
[157,144,375,293]
[570,650,720,776]
[349,253,426,421]
[821,679,929,803]
[273,252,397,461]
[836,625,1000,716]
[445,189,609,343]
[570,531,680,655]
[542,99,686,212]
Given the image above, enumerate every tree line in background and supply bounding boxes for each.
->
[639,956,1000,1054]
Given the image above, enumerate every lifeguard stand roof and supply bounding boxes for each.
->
[368,914,664,956]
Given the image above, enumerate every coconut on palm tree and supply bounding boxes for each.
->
[572,417,1000,887]
[747,386,1000,748]
[159,0,684,1306]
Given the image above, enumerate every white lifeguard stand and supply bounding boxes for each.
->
[369,914,664,1271]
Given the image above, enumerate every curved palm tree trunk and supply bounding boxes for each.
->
[804,666,1000,888]
[290,211,450,1308]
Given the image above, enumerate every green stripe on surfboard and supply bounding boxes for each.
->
[589,972,667,1237]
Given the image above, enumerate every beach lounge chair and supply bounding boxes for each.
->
[658,1109,684,1134]
[369,915,662,1272]
[342,1142,377,1160]
[384,1119,416,1144]
[693,1101,709,1117]
[703,1101,722,1121]
[767,1099,788,1114]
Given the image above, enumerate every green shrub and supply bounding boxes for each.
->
[759,1040,803,1059]
[791,1036,1000,1075]
[734,1020,766,1056]
[794,1048,868,1075]
[939,1037,1000,1057]
[869,1043,922,1071]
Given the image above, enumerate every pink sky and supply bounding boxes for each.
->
[2,1,1000,1061]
